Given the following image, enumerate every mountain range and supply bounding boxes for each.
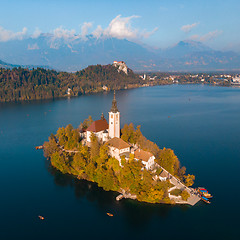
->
[0,34,239,72]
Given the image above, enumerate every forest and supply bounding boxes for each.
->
[0,64,142,102]
[43,120,194,204]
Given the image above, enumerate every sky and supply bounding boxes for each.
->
[0,0,240,51]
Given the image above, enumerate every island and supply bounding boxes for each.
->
[43,91,200,205]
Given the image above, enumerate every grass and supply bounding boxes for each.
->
[170,189,182,196]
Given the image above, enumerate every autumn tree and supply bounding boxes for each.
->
[184,174,195,187]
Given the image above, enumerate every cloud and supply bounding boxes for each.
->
[32,27,41,39]
[103,15,140,39]
[189,34,200,40]
[52,26,76,41]
[81,22,93,40]
[92,25,103,39]
[141,27,158,38]
[93,14,158,41]
[199,30,223,42]
[0,26,27,42]
[28,43,39,50]
[181,22,199,33]
[49,26,77,48]
[0,15,158,43]
[189,30,223,42]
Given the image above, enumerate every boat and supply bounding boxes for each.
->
[107,213,113,217]
[35,145,43,150]
[201,196,211,204]
[38,215,45,220]
[197,187,213,199]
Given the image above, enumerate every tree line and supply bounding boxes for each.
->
[0,64,143,102]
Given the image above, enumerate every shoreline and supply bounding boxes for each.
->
[0,82,237,104]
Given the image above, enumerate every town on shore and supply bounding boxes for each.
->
[43,90,202,206]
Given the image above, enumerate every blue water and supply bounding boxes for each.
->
[0,85,240,240]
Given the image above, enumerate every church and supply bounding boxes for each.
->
[82,91,155,170]
[85,90,120,143]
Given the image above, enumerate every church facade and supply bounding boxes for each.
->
[85,91,120,143]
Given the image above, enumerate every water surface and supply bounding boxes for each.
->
[0,85,239,240]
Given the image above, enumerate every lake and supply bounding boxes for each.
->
[0,85,240,240]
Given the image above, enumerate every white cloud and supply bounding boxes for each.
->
[0,26,27,42]
[92,25,103,39]
[189,30,223,42]
[181,22,199,33]
[141,27,158,38]
[0,15,158,43]
[32,27,41,39]
[81,22,93,40]
[92,14,158,41]
[103,15,140,39]
[28,43,39,50]
[199,30,223,42]
[52,26,76,41]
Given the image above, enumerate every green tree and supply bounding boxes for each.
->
[43,133,58,158]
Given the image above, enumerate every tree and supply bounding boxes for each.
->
[90,133,100,160]
[43,134,58,158]
[180,190,190,201]
[79,116,93,130]
[184,174,195,187]
[156,148,180,176]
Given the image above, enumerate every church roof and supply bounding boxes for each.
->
[110,90,119,113]
[107,137,130,150]
[134,149,154,162]
[86,119,108,133]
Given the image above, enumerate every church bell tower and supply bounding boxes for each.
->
[109,91,120,138]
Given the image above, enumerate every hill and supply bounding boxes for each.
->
[0,63,142,102]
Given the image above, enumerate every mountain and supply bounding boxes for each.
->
[0,58,51,70]
[0,35,239,72]
[0,59,19,69]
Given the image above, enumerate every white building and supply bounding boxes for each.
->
[232,76,240,84]
[113,61,128,75]
[86,114,109,143]
[134,149,155,170]
[109,91,120,139]
[107,137,131,165]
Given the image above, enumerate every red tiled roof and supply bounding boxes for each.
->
[107,137,131,150]
[86,119,108,132]
[134,149,153,162]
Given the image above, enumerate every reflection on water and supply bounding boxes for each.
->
[1,85,240,240]
[46,160,192,228]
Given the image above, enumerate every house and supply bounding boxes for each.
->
[86,114,109,143]
[107,137,131,164]
[134,149,155,170]
[159,170,168,181]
